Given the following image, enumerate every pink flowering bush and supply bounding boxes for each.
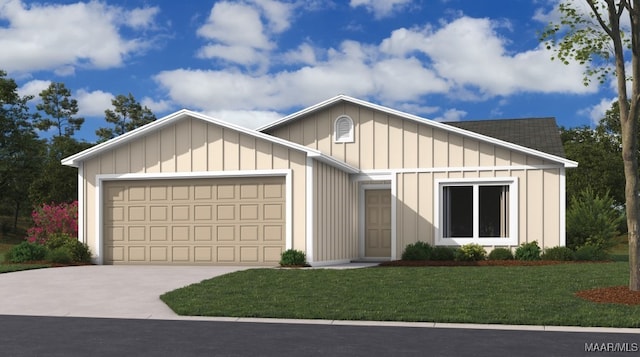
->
[26,201,78,245]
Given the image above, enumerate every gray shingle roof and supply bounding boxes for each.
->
[445,117,566,158]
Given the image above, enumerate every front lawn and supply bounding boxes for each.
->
[160,262,640,327]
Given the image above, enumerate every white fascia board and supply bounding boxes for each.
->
[257,95,578,168]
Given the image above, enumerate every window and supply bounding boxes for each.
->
[334,115,354,143]
[436,179,517,246]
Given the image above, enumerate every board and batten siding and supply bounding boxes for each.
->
[265,101,559,171]
[80,116,308,257]
[312,160,358,263]
[395,168,562,252]
[266,102,566,250]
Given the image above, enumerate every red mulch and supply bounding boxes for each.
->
[378,260,607,267]
[379,259,640,305]
[575,286,640,306]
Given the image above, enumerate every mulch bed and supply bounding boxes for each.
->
[379,259,640,305]
[377,260,608,267]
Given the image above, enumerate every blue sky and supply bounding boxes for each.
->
[1,0,614,142]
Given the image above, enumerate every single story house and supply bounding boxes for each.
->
[62,95,577,266]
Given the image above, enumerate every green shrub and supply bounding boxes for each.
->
[454,243,486,261]
[401,241,432,260]
[5,242,47,263]
[541,246,575,261]
[575,245,609,261]
[430,246,456,261]
[487,248,514,260]
[566,188,625,251]
[280,249,308,267]
[515,241,541,261]
[44,233,92,263]
[46,247,73,264]
[66,240,92,263]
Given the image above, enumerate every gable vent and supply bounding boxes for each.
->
[334,115,354,143]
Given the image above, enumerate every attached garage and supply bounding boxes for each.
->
[103,176,286,264]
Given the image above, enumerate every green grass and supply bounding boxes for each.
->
[161,262,640,327]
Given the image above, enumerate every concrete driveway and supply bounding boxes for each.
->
[0,265,252,319]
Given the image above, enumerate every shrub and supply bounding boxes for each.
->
[575,245,609,261]
[46,247,73,264]
[487,248,514,261]
[566,189,624,251]
[515,241,541,261]
[541,246,575,261]
[430,246,456,261]
[401,241,432,260]
[66,240,92,263]
[27,201,78,245]
[454,243,486,261]
[5,242,47,263]
[43,233,92,263]
[280,249,308,267]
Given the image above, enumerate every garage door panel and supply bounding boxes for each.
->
[104,177,285,265]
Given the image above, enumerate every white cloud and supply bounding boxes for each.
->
[141,97,173,114]
[579,97,615,126]
[197,2,272,49]
[0,0,161,74]
[350,0,412,18]
[434,108,468,122]
[76,89,114,117]
[18,79,50,98]
[196,1,295,66]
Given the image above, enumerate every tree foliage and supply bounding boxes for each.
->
[34,82,84,137]
[541,0,640,290]
[96,93,156,142]
[0,70,46,228]
[561,124,625,207]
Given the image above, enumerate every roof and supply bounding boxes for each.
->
[258,95,577,168]
[445,118,566,158]
[61,109,359,174]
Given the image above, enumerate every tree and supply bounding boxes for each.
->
[0,70,45,229]
[561,125,625,207]
[541,0,640,290]
[34,82,84,137]
[96,93,156,142]
[28,135,92,205]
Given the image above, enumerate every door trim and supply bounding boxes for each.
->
[359,183,393,260]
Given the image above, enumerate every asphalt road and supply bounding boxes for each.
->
[1,315,638,356]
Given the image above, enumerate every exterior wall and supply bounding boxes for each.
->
[395,167,563,254]
[312,160,358,263]
[80,116,308,259]
[266,102,565,254]
[266,101,559,171]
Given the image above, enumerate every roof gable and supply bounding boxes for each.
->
[61,109,358,173]
[258,95,576,168]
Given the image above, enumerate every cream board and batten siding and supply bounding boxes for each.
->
[266,101,568,252]
[310,160,359,265]
[79,116,308,263]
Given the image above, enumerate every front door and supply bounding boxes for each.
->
[364,189,392,257]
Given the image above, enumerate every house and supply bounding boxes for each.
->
[61,95,577,266]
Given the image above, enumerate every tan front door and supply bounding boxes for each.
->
[365,189,391,257]
[103,177,286,265]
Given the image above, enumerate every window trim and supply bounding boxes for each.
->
[434,177,518,246]
[334,115,354,143]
